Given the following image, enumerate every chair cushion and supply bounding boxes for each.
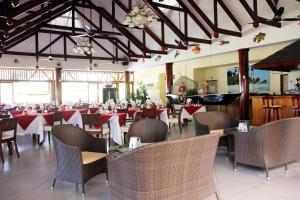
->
[2,135,14,140]
[43,125,53,132]
[81,151,106,165]
[168,117,178,124]
[210,129,224,135]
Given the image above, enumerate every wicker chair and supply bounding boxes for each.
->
[0,118,19,163]
[193,111,239,158]
[108,134,221,200]
[141,108,157,119]
[51,124,107,196]
[233,117,300,180]
[43,111,63,144]
[127,118,168,143]
[81,113,110,138]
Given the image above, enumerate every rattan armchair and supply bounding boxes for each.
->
[108,134,221,200]
[51,124,107,196]
[127,118,168,143]
[233,117,300,180]
[81,113,110,138]
[193,111,239,158]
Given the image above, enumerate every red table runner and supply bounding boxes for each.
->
[89,108,99,114]
[42,113,54,126]
[183,106,202,115]
[17,115,37,130]
[63,110,76,121]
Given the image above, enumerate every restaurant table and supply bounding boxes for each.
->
[9,113,54,144]
[108,143,150,158]
[127,108,170,125]
[180,105,206,122]
[101,113,126,145]
[62,110,83,127]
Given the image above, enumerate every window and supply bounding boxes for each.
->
[14,82,51,104]
[88,84,98,104]
[62,82,88,104]
[0,83,13,104]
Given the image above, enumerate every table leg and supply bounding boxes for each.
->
[7,142,13,155]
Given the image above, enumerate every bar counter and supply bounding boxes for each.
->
[251,95,297,125]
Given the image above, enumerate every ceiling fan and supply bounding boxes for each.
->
[71,25,119,38]
[174,39,199,47]
[249,1,300,27]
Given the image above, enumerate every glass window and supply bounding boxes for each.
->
[14,82,51,104]
[118,83,126,101]
[88,84,98,104]
[0,83,13,104]
[62,82,88,104]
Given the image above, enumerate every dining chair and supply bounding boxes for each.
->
[81,113,110,138]
[127,118,168,143]
[51,124,107,196]
[43,111,63,144]
[141,108,157,119]
[0,118,19,163]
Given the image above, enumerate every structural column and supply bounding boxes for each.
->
[125,71,130,98]
[238,48,250,120]
[55,67,62,105]
[166,63,173,94]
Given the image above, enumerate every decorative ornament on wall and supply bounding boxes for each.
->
[174,50,180,58]
[192,46,201,55]
[218,40,230,46]
[13,58,19,64]
[253,32,266,43]
[93,63,98,68]
[155,55,161,62]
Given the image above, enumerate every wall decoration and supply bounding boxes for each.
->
[227,66,270,93]
[155,55,161,62]
[14,58,19,64]
[192,46,201,54]
[174,50,180,58]
[218,40,229,46]
[253,32,266,43]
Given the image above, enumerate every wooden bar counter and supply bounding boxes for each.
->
[252,95,296,125]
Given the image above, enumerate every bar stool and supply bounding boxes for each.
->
[291,96,300,117]
[262,96,282,122]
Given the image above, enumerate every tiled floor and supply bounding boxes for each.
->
[1,123,300,200]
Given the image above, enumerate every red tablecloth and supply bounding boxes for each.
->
[17,115,37,130]
[42,113,54,125]
[183,106,202,115]
[128,109,136,118]
[10,110,23,116]
[63,110,77,121]
[89,108,99,114]
[100,113,127,125]
[0,104,5,109]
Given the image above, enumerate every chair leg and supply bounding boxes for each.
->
[265,168,270,180]
[48,131,51,143]
[233,160,237,172]
[51,179,56,190]
[14,140,20,157]
[0,144,4,163]
[285,164,288,174]
[81,184,85,197]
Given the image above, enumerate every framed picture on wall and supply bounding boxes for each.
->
[227,66,270,93]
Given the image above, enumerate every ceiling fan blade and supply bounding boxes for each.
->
[71,34,88,37]
[84,24,92,33]
[274,7,285,20]
[281,18,300,21]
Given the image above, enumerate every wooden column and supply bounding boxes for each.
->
[125,71,130,97]
[238,48,250,120]
[55,67,62,105]
[166,63,173,94]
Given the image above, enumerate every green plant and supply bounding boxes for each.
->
[127,82,148,104]
[186,88,198,96]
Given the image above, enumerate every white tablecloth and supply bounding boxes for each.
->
[105,115,122,145]
[62,110,83,127]
[180,106,206,122]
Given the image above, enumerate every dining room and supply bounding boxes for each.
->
[0,0,300,200]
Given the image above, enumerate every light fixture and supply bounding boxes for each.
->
[122,2,157,28]
[104,73,113,88]
[72,39,95,55]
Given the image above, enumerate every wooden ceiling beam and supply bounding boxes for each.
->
[176,0,211,38]
[187,0,242,37]
[216,0,241,31]
[239,0,281,28]
[266,0,278,14]
[152,2,184,12]
[143,0,187,43]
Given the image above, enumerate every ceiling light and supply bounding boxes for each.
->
[123,2,158,28]
[72,39,95,55]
